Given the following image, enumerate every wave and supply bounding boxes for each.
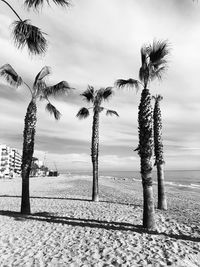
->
[165,181,177,186]
[71,173,200,191]
[132,178,141,182]
[164,181,200,190]
[100,175,115,179]
[129,179,200,191]
[190,183,200,189]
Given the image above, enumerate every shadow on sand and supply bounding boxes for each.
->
[0,210,199,243]
[0,194,141,207]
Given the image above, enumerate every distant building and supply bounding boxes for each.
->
[0,144,22,178]
[48,170,58,177]
[30,157,49,177]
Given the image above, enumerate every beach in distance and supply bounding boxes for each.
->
[0,172,200,266]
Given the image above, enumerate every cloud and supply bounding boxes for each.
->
[0,1,200,170]
[33,149,139,171]
[0,84,24,102]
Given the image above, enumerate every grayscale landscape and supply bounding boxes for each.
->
[0,0,200,266]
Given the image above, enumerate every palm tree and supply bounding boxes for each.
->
[76,86,119,201]
[24,0,70,9]
[115,40,169,230]
[0,64,73,214]
[1,0,47,54]
[153,95,167,210]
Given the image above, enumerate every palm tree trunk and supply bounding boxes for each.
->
[138,88,156,230]
[142,161,155,230]
[157,163,167,210]
[21,99,37,214]
[91,110,99,202]
[153,96,167,210]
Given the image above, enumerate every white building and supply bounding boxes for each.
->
[0,144,22,178]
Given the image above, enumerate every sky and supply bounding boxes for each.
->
[0,0,200,172]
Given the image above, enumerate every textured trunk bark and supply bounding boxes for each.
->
[141,159,156,230]
[143,184,155,229]
[91,110,99,202]
[157,163,167,210]
[153,97,167,210]
[138,89,156,230]
[21,99,37,214]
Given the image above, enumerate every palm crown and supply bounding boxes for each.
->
[12,19,47,55]
[2,0,70,54]
[152,94,163,102]
[76,86,119,119]
[1,0,47,54]
[0,64,72,119]
[115,40,169,90]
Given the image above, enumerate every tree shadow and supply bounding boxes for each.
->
[0,195,141,207]
[0,195,90,202]
[0,210,199,243]
[100,200,141,207]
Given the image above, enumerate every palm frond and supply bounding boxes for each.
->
[149,40,169,65]
[98,107,104,113]
[140,45,147,65]
[34,66,51,87]
[139,67,146,83]
[24,0,70,9]
[115,79,140,90]
[81,85,94,103]
[0,64,22,87]
[36,81,47,97]
[45,102,61,120]
[106,109,119,117]
[139,45,149,82]
[153,94,163,102]
[97,87,114,101]
[76,107,90,119]
[152,59,167,70]
[12,20,47,55]
[43,81,74,97]
[150,66,166,81]
[157,94,163,101]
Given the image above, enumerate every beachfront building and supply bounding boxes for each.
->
[0,144,22,178]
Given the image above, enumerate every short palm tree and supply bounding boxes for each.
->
[153,94,167,210]
[0,64,73,214]
[115,40,169,230]
[1,0,47,54]
[76,86,119,201]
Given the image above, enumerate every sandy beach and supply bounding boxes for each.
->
[0,174,200,266]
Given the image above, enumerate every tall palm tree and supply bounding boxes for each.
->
[153,94,167,210]
[76,86,119,202]
[1,0,47,54]
[0,64,73,214]
[115,40,169,230]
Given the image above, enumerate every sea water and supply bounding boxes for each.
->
[68,170,200,192]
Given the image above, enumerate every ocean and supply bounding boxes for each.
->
[67,170,200,192]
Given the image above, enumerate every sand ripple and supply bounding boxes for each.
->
[0,176,200,266]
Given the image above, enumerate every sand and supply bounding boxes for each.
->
[0,174,200,266]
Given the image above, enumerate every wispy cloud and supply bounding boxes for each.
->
[0,0,200,170]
